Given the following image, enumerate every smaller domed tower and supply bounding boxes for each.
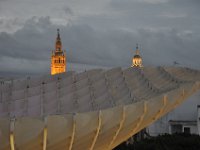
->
[51,29,66,75]
[132,44,143,67]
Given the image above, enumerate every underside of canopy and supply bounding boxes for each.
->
[0,66,200,150]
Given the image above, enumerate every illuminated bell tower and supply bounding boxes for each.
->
[131,44,143,67]
[51,29,66,75]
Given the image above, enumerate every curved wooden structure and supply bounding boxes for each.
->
[0,66,200,150]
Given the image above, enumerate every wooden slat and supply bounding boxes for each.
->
[10,119,15,150]
[108,106,126,149]
[69,115,76,150]
[89,111,102,150]
[152,96,168,121]
[129,101,147,137]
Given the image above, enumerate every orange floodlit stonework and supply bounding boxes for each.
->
[51,29,66,75]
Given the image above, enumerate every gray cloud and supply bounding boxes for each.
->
[108,0,200,32]
[0,16,200,76]
[63,6,74,16]
[0,0,200,75]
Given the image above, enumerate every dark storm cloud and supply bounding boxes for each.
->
[0,15,200,75]
[0,17,52,60]
[0,0,200,75]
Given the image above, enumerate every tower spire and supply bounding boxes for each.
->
[57,29,60,40]
[55,28,62,51]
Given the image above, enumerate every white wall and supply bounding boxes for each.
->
[182,125,197,134]
[148,91,200,136]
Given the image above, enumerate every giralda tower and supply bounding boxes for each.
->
[51,29,66,75]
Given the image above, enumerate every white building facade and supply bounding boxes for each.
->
[148,91,200,136]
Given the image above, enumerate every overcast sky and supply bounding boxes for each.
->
[0,0,200,75]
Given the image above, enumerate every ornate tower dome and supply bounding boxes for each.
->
[51,29,66,75]
[132,44,143,67]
